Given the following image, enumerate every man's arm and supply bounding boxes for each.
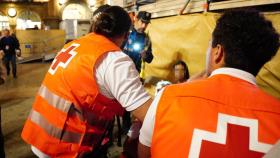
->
[98,51,152,122]
[0,38,4,51]
[143,43,153,63]
[142,35,153,63]
[138,89,164,158]
[14,37,20,50]
[0,51,6,84]
[138,143,151,158]
[14,38,21,57]
[131,98,152,122]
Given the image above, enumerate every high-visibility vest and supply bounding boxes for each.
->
[21,33,124,157]
[152,74,280,158]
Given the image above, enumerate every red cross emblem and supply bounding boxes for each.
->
[48,44,79,75]
[200,124,264,158]
[189,113,273,158]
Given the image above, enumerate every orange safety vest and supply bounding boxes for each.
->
[21,33,124,157]
[152,74,280,158]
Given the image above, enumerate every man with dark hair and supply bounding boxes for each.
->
[123,11,154,75]
[210,10,279,76]
[21,6,152,158]
[138,9,280,158]
[0,29,20,78]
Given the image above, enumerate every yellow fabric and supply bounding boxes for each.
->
[144,12,280,99]
[257,13,280,99]
[140,59,145,79]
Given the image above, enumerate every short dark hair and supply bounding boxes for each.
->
[92,6,131,38]
[173,60,190,80]
[212,9,279,76]
[90,5,111,34]
[92,4,110,17]
[3,29,9,33]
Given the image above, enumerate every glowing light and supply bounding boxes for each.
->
[7,8,17,17]
[133,43,141,51]
[58,0,67,5]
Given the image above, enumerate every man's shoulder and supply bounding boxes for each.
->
[162,79,210,97]
[162,76,236,98]
[0,37,7,41]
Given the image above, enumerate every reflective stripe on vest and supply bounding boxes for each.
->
[31,85,85,144]
[38,85,84,121]
[38,85,72,113]
[29,109,82,144]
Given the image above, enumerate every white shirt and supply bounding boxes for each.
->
[139,68,256,147]
[33,51,151,158]
[95,51,151,112]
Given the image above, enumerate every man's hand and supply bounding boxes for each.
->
[123,136,139,158]
[138,143,151,158]
[16,49,21,57]
[140,51,147,59]
[0,50,4,60]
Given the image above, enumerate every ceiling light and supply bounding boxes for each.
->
[58,0,67,5]
[7,8,17,17]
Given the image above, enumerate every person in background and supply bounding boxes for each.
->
[0,33,5,157]
[34,25,39,30]
[21,6,152,158]
[173,60,189,83]
[139,9,280,158]
[122,11,154,76]
[0,29,20,78]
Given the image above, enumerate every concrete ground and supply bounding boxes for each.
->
[0,62,123,158]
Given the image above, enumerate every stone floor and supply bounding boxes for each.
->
[0,62,124,158]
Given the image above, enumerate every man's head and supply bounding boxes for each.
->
[90,4,111,33]
[3,29,10,37]
[134,11,151,33]
[206,9,279,76]
[92,6,131,47]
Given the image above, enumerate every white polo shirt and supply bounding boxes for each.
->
[32,51,151,158]
[139,68,256,147]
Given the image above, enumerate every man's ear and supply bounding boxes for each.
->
[214,44,225,65]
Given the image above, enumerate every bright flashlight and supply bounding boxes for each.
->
[133,43,141,51]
